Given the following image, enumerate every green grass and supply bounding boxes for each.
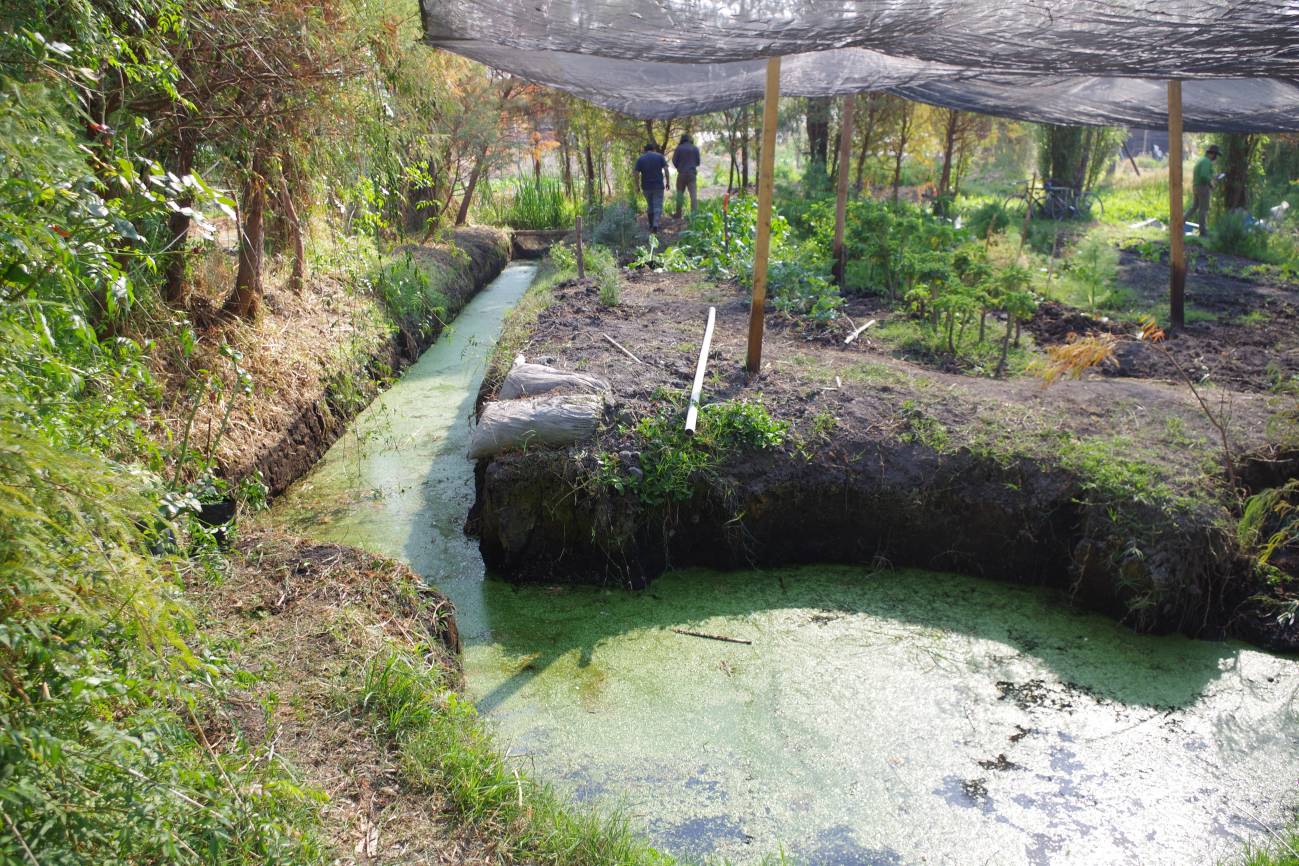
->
[359,650,677,866]
[602,396,789,505]
[492,176,577,230]
[486,254,570,389]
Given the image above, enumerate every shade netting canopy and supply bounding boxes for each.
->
[423,1,1299,130]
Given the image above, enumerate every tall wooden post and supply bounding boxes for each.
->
[1168,80,1186,330]
[745,57,781,373]
[832,94,855,285]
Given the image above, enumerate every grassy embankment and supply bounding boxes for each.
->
[2,216,706,866]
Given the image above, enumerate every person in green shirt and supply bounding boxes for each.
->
[1187,143,1220,236]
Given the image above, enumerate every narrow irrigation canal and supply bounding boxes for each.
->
[270,262,1299,866]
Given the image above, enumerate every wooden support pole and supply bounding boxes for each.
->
[684,306,717,436]
[832,94,855,286]
[575,215,585,280]
[745,56,781,374]
[1168,80,1186,330]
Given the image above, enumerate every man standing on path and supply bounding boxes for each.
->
[672,133,702,218]
[1188,143,1220,237]
[634,142,670,232]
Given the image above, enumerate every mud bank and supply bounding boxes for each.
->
[469,269,1299,650]
[237,227,509,495]
[475,430,1270,639]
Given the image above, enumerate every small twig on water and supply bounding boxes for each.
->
[671,627,752,645]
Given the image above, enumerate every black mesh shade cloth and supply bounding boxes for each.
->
[424,1,1299,129]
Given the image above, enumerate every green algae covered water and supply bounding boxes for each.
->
[270,263,1299,866]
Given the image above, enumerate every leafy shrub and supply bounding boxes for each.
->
[1208,210,1272,261]
[965,200,1012,239]
[592,201,645,257]
[366,254,449,330]
[630,235,697,272]
[769,259,842,322]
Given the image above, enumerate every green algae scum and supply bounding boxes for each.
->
[270,263,1299,866]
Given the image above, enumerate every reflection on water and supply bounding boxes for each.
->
[269,262,1299,866]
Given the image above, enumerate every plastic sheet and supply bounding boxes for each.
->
[424,1,1299,128]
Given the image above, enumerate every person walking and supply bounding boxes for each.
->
[672,133,702,218]
[634,142,670,232]
[1188,143,1220,237]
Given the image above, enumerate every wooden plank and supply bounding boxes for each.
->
[745,56,781,373]
[1168,80,1186,330]
[832,94,855,285]
[685,306,717,436]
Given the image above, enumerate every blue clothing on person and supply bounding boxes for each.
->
[635,149,669,230]
[635,150,669,191]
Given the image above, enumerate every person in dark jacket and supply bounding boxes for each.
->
[672,133,702,218]
[634,142,670,231]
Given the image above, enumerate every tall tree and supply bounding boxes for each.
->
[887,97,917,203]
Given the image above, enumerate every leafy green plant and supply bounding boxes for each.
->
[1208,209,1272,261]
[366,253,450,332]
[965,200,1012,240]
[593,201,645,257]
[1066,233,1120,310]
[1238,480,1299,584]
[608,397,789,504]
[630,235,698,272]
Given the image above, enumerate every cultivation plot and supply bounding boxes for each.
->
[473,263,1299,648]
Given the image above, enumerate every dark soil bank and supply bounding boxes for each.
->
[252,228,508,495]
[470,268,1299,651]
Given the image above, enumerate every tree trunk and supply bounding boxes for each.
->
[456,148,488,226]
[279,174,305,294]
[937,110,959,202]
[890,103,914,204]
[224,154,267,319]
[583,138,596,203]
[560,132,574,197]
[162,126,198,305]
[740,112,750,193]
[855,96,878,194]
[1220,133,1258,212]
[805,96,832,178]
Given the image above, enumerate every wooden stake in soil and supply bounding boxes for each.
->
[685,306,717,436]
[602,332,644,365]
[1168,80,1186,330]
[745,56,781,374]
[575,215,585,280]
[832,94,855,286]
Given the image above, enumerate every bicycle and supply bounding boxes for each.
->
[1002,180,1103,222]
